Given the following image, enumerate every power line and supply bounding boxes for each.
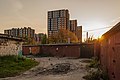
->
[83,26,112,32]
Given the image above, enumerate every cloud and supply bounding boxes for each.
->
[0,0,23,14]
[10,0,23,12]
[0,0,32,24]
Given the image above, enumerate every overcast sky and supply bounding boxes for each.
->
[0,0,120,38]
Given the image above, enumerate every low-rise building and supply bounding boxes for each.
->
[97,22,120,80]
[76,26,82,43]
[69,20,77,35]
[0,33,24,56]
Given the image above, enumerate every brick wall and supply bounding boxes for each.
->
[22,46,30,55]
[31,46,40,55]
[40,45,80,57]
[22,44,94,58]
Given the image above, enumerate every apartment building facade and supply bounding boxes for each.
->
[69,20,77,35]
[48,9,70,38]
[76,26,82,43]
[34,33,45,44]
[47,9,82,43]
[4,27,35,38]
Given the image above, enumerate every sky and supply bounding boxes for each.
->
[0,0,120,39]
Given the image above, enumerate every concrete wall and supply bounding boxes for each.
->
[0,39,22,56]
[100,32,120,80]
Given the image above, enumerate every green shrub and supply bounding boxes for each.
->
[87,57,100,68]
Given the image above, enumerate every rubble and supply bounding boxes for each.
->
[36,63,76,75]
[51,63,71,74]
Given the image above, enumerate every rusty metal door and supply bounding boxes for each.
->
[80,44,94,58]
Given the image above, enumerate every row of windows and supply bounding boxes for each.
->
[48,24,67,27]
[48,31,58,35]
[48,24,66,28]
[70,26,77,31]
[48,11,68,18]
[48,21,67,25]
[48,20,67,25]
[51,28,57,31]
[48,18,67,21]
[48,31,58,33]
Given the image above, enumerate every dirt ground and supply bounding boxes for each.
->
[1,57,90,80]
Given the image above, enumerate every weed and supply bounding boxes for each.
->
[87,57,100,68]
[84,57,109,80]
[83,69,101,80]
[0,55,39,78]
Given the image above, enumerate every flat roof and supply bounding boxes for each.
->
[0,33,24,41]
[48,9,68,12]
[23,43,94,47]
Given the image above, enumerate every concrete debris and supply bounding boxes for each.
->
[36,63,73,75]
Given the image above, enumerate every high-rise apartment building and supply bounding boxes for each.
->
[48,9,69,38]
[4,27,35,38]
[47,9,82,43]
[69,20,77,35]
[76,26,82,43]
